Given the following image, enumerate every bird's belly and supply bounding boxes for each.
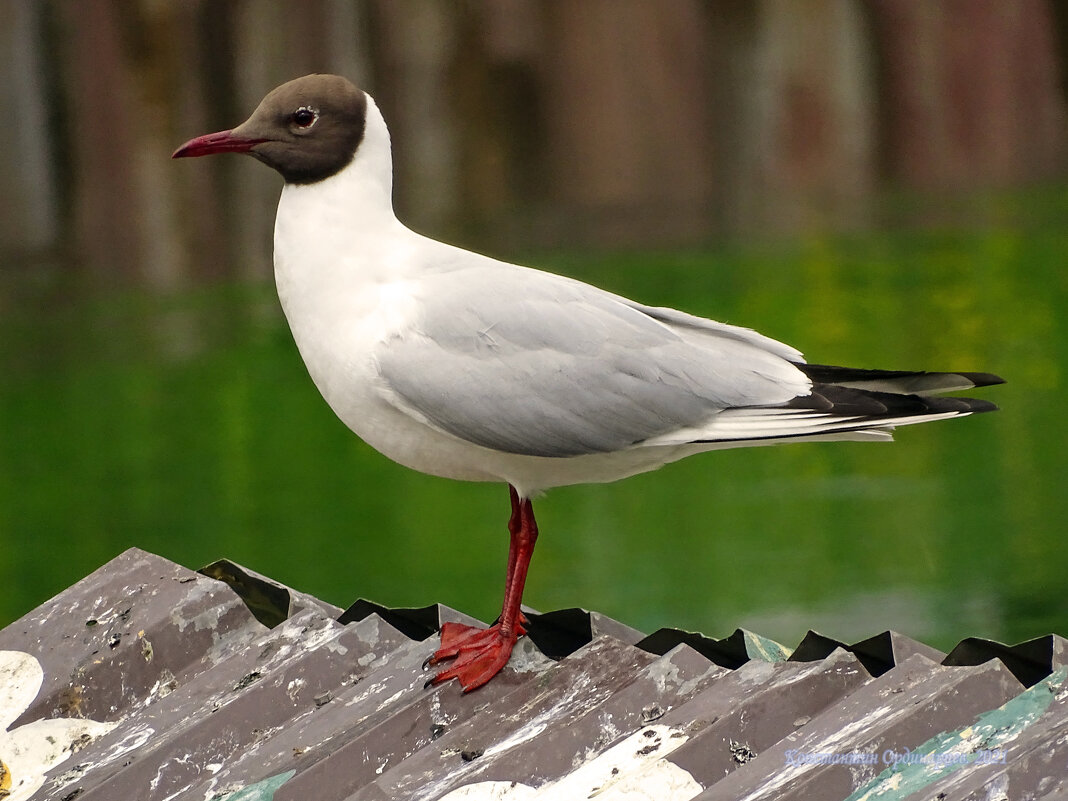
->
[289,327,689,492]
[277,301,499,484]
[322,375,698,494]
[276,270,698,494]
[331,386,507,484]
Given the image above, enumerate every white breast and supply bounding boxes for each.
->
[270,152,505,485]
[267,97,723,494]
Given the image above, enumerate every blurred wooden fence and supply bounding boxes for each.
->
[1,0,1065,288]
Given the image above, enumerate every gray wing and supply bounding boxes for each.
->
[377,265,810,457]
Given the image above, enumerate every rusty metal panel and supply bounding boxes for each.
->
[893,666,1068,801]
[331,641,723,801]
[693,653,1024,800]
[175,633,550,800]
[425,643,724,791]
[324,637,659,800]
[2,548,1066,801]
[664,648,871,788]
[66,611,413,801]
[0,548,269,728]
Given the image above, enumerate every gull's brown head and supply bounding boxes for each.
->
[172,74,367,184]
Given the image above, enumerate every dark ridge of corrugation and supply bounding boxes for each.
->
[943,633,1068,688]
[788,629,946,676]
[638,626,792,668]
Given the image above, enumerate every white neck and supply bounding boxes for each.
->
[276,94,396,233]
[272,94,412,298]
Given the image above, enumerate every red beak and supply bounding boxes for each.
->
[172,130,267,159]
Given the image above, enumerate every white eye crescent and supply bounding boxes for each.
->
[292,106,318,128]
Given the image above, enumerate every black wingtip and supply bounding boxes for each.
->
[961,397,1000,414]
[956,372,1006,389]
[796,364,1006,394]
[791,385,1001,418]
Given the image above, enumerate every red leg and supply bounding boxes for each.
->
[500,485,531,634]
[427,485,538,692]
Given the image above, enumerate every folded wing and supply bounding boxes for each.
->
[376,265,810,457]
[376,263,1003,458]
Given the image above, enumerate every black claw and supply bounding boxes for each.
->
[422,655,434,670]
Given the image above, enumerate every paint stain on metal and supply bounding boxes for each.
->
[216,770,296,801]
[844,666,1068,801]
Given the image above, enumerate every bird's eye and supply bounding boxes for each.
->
[292,107,318,128]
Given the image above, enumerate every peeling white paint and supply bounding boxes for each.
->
[413,672,617,801]
[324,640,350,656]
[438,725,701,801]
[429,690,456,731]
[286,678,306,702]
[0,651,43,730]
[482,722,548,759]
[509,638,554,675]
[531,724,699,800]
[438,780,537,800]
[737,704,895,801]
[736,659,778,686]
[169,583,231,633]
[980,773,1009,801]
[98,725,155,761]
[0,651,119,801]
[0,717,118,801]
[148,668,178,702]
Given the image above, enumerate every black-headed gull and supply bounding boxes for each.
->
[174,74,1003,691]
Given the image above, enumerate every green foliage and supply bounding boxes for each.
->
[2,203,1066,648]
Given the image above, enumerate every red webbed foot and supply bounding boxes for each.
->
[425,620,525,692]
[425,486,539,693]
[432,615,529,659]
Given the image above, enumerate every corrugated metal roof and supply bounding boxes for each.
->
[1,547,1065,801]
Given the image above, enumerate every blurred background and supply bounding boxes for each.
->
[2,0,1066,652]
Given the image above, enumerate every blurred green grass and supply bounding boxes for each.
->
[2,194,1066,650]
